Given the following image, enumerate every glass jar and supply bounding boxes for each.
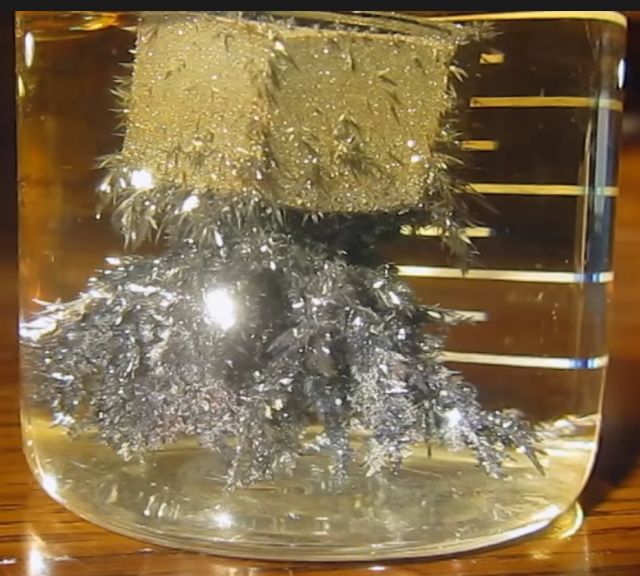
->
[17,11,625,561]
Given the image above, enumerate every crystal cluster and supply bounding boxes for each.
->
[22,12,540,488]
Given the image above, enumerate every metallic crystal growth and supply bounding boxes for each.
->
[22,12,541,488]
[23,194,540,487]
[99,11,480,249]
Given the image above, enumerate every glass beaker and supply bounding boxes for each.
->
[17,11,625,560]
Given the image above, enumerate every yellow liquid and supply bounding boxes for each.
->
[17,11,624,560]
[24,412,597,560]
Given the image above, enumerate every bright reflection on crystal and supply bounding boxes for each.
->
[20,316,57,341]
[130,169,154,190]
[204,288,236,330]
[181,194,200,213]
[444,407,463,428]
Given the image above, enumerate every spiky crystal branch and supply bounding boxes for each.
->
[23,193,540,487]
[21,12,541,488]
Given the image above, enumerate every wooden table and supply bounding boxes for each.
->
[1,143,640,575]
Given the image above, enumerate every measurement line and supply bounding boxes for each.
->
[430,11,626,28]
[479,53,505,65]
[471,183,618,197]
[441,351,609,370]
[400,225,493,239]
[397,266,614,284]
[461,139,499,151]
[470,96,623,112]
